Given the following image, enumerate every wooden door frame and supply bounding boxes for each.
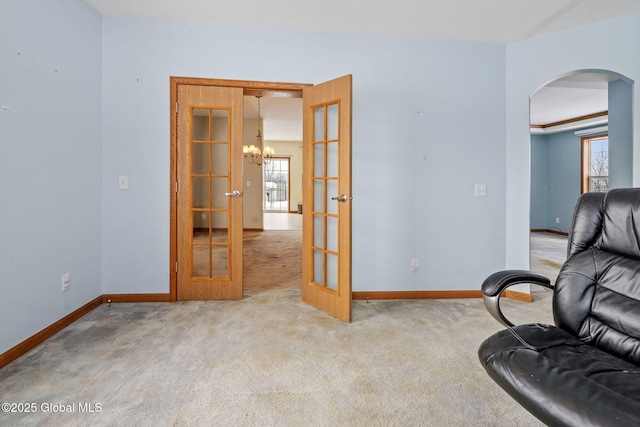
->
[169,77,312,300]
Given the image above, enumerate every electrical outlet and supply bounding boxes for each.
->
[410,259,420,272]
[61,273,70,292]
[118,176,128,190]
[474,184,487,197]
[556,217,560,224]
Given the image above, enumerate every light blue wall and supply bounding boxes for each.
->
[0,0,103,354]
[532,122,634,234]
[544,131,581,233]
[608,79,634,189]
[506,14,640,270]
[4,4,640,357]
[530,130,582,234]
[530,134,547,229]
[101,18,507,293]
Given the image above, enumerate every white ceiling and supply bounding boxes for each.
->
[244,97,302,142]
[86,0,640,44]
[85,0,640,139]
[530,72,618,133]
[530,73,611,125]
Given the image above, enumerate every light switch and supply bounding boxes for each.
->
[119,176,128,190]
[474,184,487,197]
[246,180,251,187]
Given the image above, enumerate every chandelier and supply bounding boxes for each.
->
[243,96,274,165]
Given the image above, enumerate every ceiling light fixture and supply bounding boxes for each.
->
[243,96,274,165]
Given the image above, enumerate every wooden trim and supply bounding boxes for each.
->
[171,76,311,95]
[244,89,302,98]
[0,286,532,369]
[532,111,608,129]
[193,227,229,232]
[170,79,178,302]
[353,290,483,300]
[580,133,608,194]
[0,293,178,369]
[531,228,569,236]
[243,228,264,232]
[0,296,103,369]
[503,290,533,303]
[353,290,532,302]
[102,294,173,303]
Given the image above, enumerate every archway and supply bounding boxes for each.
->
[528,69,633,279]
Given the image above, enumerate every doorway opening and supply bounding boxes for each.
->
[170,75,353,322]
[242,95,303,295]
[528,69,633,282]
[169,77,310,301]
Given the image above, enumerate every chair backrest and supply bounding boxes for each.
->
[554,188,640,365]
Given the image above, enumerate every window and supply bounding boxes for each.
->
[264,157,290,212]
[581,135,608,193]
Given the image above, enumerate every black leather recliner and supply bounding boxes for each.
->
[479,188,640,426]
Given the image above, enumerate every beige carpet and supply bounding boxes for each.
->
[530,232,568,284]
[0,231,557,426]
[243,230,301,294]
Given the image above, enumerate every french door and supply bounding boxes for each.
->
[172,76,352,319]
[302,75,353,322]
[176,85,243,300]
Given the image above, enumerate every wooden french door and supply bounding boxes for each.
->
[176,85,243,300]
[302,75,353,322]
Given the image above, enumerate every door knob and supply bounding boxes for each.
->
[331,194,351,203]
[225,190,241,197]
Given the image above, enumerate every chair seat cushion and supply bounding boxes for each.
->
[479,324,640,427]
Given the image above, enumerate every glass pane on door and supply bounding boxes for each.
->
[192,211,209,243]
[193,109,210,141]
[191,107,231,279]
[211,144,228,175]
[211,245,229,277]
[192,245,210,278]
[193,143,209,174]
[310,102,340,293]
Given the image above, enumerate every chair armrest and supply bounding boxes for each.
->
[481,270,553,327]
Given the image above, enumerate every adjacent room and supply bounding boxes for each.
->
[2,0,640,425]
